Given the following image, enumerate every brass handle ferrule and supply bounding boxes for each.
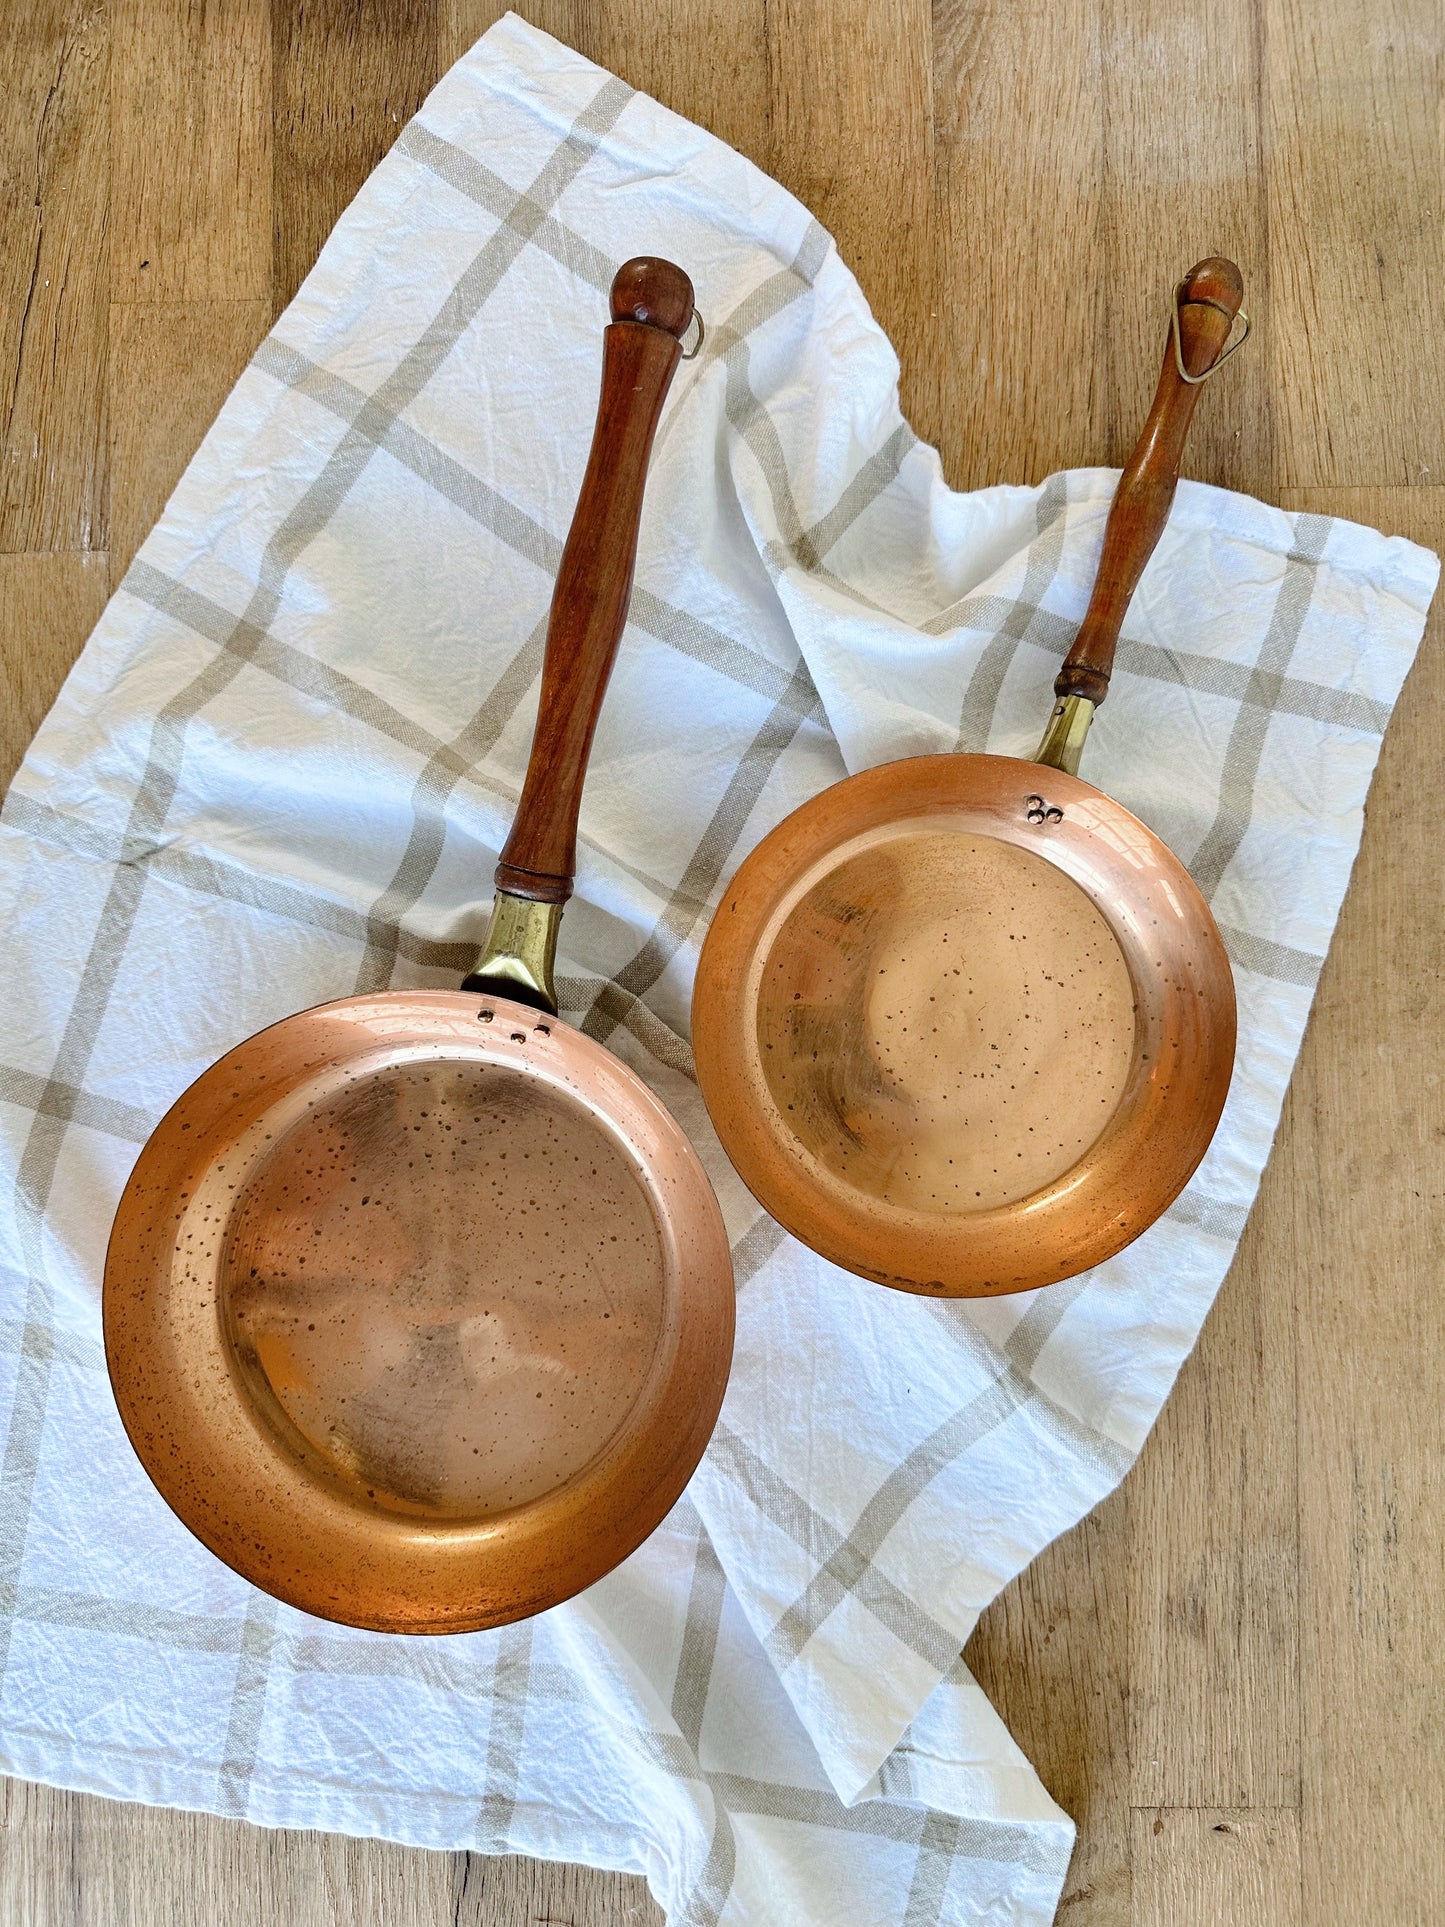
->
[460,891,562,1015]
[1033,693,1095,777]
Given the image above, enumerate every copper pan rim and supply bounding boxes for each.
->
[104,989,735,1634]
[692,753,1237,1297]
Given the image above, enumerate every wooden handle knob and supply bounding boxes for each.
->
[610,256,695,336]
[1054,258,1245,707]
[494,259,694,903]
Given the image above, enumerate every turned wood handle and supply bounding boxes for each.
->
[494,258,694,902]
[1054,258,1245,706]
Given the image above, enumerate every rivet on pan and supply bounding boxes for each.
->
[510,1032,527,1043]
[534,1023,551,1035]
[477,1009,494,1022]
[1045,806,1064,823]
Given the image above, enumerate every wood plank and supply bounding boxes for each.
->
[0,6,1442,1925]
[273,0,439,311]
[766,0,935,453]
[440,2,584,79]
[583,2,770,176]
[1272,484,1445,1927]
[1099,0,1270,489]
[0,1779,662,1927]
[458,1851,662,1926]
[111,0,272,303]
[1127,1212,1299,1807]
[1266,0,1444,488]
[1132,1809,1300,1927]
[0,1780,455,1927]
[441,1,774,324]
[966,1490,1132,1924]
[0,1781,73,1927]
[0,0,110,554]
[0,551,109,793]
[108,299,271,578]
[444,3,772,172]
[931,0,1105,490]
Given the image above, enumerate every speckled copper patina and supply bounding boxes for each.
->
[104,261,735,1633]
[693,756,1235,1296]
[692,261,1246,1299]
[106,990,733,1632]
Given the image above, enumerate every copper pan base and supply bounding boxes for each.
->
[692,754,1236,1297]
[104,990,734,1633]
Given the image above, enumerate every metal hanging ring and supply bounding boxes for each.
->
[1171,281,1251,385]
[680,309,706,361]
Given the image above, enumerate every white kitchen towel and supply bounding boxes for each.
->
[0,14,1434,1925]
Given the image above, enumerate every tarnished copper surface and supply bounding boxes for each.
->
[105,990,734,1633]
[692,753,1236,1297]
[105,260,733,1635]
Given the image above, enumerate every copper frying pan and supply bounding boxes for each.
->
[104,259,734,1633]
[693,259,1248,1298]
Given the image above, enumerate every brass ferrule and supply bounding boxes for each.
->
[1033,693,1095,777]
[464,891,562,1014]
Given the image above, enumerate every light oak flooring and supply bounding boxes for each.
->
[0,3,1440,1921]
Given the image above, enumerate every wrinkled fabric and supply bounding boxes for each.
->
[0,15,1434,1925]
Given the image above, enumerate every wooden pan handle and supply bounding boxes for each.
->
[1054,258,1245,707]
[494,258,694,903]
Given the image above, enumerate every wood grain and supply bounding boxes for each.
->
[458,1852,662,1926]
[0,552,110,792]
[0,1781,460,1927]
[1099,0,1272,490]
[441,1,585,82]
[0,4,1441,1924]
[0,1778,664,1927]
[108,300,271,577]
[1128,1188,1301,1810]
[1132,1809,1301,1927]
[111,0,272,303]
[1275,484,1445,1927]
[964,1492,1133,1921]
[932,0,1106,489]
[273,0,438,310]
[443,3,774,171]
[765,0,936,438]
[1266,1,1443,488]
[0,1,110,554]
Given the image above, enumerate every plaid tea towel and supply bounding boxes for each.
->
[0,14,1435,1925]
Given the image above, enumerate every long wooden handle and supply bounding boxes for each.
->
[1054,258,1244,707]
[494,258,694,903]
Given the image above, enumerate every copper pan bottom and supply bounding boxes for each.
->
[104,991,734,1632]
[693,754,1236,1296]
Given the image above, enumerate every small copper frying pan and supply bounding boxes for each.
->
[693,260,1248,1297]
[105,260,734,1633]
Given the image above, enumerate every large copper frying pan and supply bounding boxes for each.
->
[694,260,1248,1298]
[105,260,734,1632]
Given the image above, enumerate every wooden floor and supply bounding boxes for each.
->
[1,3,1440,1922]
